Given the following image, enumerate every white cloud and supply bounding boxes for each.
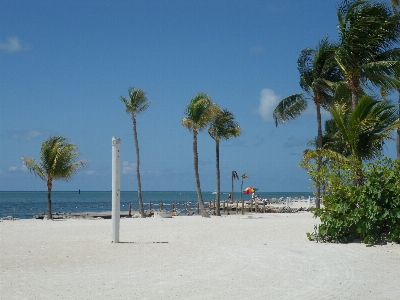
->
[0,37,24,52]
[122,161,136,174]
[256,89,280,122]
[8,164,28,172]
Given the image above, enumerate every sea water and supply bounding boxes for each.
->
[0,191,314,219]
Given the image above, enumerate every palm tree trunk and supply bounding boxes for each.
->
[316,102,322,209]
[348,77,359,110]
[133,115,145,218]
[215,140,221,216]
[47,179,53,220]
[240,180,243,201]
[397,85,400,160]
[193,130,209,217]
[231,174,234,203]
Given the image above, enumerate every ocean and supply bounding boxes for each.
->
[0,191,314,219]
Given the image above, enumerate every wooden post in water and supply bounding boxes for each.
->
[241,199,244,215]
[250,201,253,213]
[149,202,152,211]
[236,200,238,214]
[160,202,164,211]
[263,201,266,213]
[128,202,132,217]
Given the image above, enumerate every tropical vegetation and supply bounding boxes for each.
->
[303,156,400,244]
[121,87,152,218]
[22,136,87,220]
[292,0,400,244]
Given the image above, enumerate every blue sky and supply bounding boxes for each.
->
[0,0,397,192]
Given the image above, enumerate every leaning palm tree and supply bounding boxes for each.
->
[182,92,219,217]
[240,173,249,201]
[208,108,241,216]
[273,38,341,208]
[335,0,400,110]
[22,136,87,220]
[121,87,151,218]
[231,171,239,203]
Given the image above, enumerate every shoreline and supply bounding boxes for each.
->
[1,213,399,299]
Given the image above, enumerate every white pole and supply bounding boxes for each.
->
[112,137,121,243]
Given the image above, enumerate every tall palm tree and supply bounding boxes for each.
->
[240,173,249,201]
[335,0,400,110]
[273,38,341,208]
[208,108,241,216]
[22,136,87,220]
[121,87,151,218]
[182,92,219,217]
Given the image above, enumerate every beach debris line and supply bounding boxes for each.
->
[1,216,20,221]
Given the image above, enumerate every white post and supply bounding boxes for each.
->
[112,137,121,243]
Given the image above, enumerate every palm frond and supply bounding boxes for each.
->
[183,92,218,132]
[121,87,152,116]
[273,94,307,126]
[303,148,351,165]
[22,135,87,183]
[22,156,46,180]
[208,109,241,141]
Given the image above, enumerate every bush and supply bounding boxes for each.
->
[304,157,400,244]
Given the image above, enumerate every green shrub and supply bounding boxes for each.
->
[303,156,400,244]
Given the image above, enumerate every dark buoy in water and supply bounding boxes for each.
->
[79,189,80,194]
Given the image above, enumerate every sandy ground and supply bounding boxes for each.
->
[1,212,399,300]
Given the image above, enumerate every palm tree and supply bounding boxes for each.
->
[208,108,241,216]
[273,38,341,208]
[305,95,400,184]
[182,92,219,217]
[240,173,249,201]
[22,136,87,220]
[121,87,151,218]
[335,0,400,110]
[231,171,239,203]
[330,95,399,164]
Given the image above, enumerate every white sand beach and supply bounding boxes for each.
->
[1,213,399,299]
